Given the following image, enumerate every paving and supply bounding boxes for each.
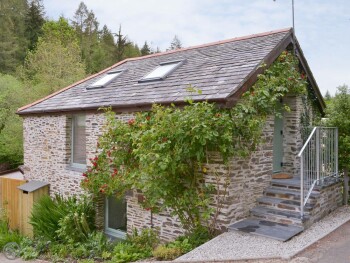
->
[176,205,350,261]
[0,253,44,263]
[228,218,304,241]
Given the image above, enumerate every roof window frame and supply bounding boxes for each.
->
[87,69,127,90]
[138,59,186,83]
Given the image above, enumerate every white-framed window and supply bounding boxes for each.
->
[138,60,185,82]
[71,115,86,169]
[105,195,127,239]
[87,70,124,89]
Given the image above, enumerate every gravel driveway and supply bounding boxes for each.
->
[176,206,350,262]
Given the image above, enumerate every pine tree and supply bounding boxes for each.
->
[168,35,182,51]
[0,0,28,73]
[25,0,45,50]
[324,90,332,101]
[141,41,151,56]
[72,1,100,73]
[115,25,131,62]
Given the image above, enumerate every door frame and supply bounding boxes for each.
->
[273,113,284,174]
[104,196,127,239]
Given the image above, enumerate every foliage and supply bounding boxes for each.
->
[141,41,152,56]
[19,237,50,260]
[82,51,307,232]
[19,18,86,99]
[153,226,212,260]
[153,245,182,260]
[0,0,28,73]
[110,228,159,263]
[30,194,95,243]
[168,35,183,50]
[325,85,350,176]
[25,0,45,50]
[0,209,23,250]
[0,74,27,166]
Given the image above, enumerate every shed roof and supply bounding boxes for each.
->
[17,28,325,115]
[17,180,49,193]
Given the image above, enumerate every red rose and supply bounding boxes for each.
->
[82,173,87,177]
[146,116,151,121]
[128,119,135,125]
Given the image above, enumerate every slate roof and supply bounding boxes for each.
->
[17,28,325,115]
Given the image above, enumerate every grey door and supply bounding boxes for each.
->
[273,114,284,173]
[105,195,127,238]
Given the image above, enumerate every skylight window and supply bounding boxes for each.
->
[87,70,123,89]
[139,60,185,82]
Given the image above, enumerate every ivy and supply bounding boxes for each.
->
[81,51,307,232]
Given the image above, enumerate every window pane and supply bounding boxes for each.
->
[143,63,179,80]
[107,196,127,231]
[72,115,86,165]
[89,71,121,89]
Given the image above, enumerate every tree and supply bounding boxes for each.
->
[115,25,131,62]
[98,25,118,68]
[325,85,350,178]
[0,74,27,166]
[25,0,45,50]
[168,35,182,51]
[324,90,332,102]
[21,18,86,98]
[141,41,151,56]
[72,1,100,73]
[0,0,28,73]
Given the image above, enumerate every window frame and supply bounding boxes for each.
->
[71,114,87,169]
[87,70,126,90]
[138,60,186,83]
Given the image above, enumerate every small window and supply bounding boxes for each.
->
[139,60,185,82]
[71,115,86,168]
[88,70,123,89]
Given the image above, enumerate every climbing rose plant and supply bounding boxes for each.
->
[82,51,308,232]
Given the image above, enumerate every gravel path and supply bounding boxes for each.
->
[176,206,350,262]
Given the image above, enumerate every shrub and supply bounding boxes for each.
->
[110,228,159,263]
[0,209,23,250]
[30,194,95,243]
[153,245,182,260]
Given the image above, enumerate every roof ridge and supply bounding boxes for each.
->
[128,27,292,61]
[17,27,292,114]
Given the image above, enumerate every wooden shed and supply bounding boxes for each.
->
[17,180,49,236]
[0,170,26,230]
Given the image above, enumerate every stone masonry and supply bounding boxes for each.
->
[22,95,324,241]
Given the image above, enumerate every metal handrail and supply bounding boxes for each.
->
[298,127,338,218]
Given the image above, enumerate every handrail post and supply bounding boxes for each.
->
[335,128,338,179]
[316,127,320,184]
[300,158,304,219]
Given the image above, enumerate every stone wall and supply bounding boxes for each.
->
[22,94,309,241]
[306,181,343,228]
[282,95,303,177]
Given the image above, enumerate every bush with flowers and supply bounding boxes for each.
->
[82,51,309,232]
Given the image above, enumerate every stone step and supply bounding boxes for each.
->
[264,187,319,204]
[251,206,309,226]
[257,196,314,213]
[271,177,340,191]
[228,218,304,242]
[271,178,302,191]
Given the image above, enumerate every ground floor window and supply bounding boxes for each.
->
[105,195,127,239]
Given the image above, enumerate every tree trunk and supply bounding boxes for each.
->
[344,168,349,205]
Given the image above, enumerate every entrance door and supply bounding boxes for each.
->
[273,114,284,173]
[105,195,127,239]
